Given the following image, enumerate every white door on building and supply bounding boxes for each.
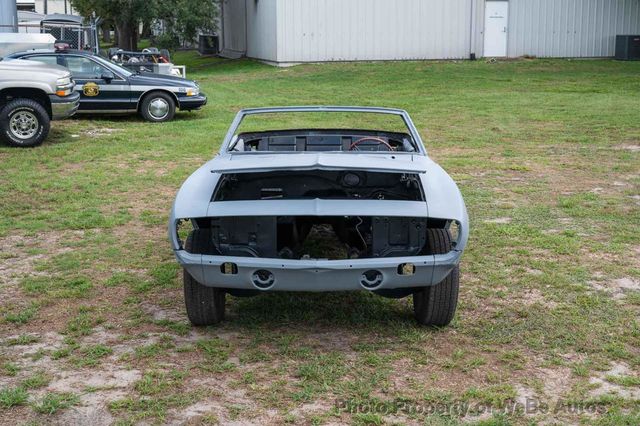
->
[484,1,508,57]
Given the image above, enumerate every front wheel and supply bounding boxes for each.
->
[140,92,176,122]
[413,228,460,326]
[0,99,50,147]
[183,230,226,326]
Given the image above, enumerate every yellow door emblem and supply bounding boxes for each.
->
[83,82,100,97]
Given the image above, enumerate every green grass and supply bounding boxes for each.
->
[32,392,80,414]
[21,371,51,389]
[0,386,29,409]
[0,54,639,423]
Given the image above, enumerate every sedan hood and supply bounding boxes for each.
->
[209,153,428,174]
[128,72,197,87]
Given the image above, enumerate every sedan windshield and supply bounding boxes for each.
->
[93,54,133,77]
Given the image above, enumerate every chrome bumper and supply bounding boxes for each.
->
[49,92,80,120]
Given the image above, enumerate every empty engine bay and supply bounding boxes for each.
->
[186,216,434,260]
[213,170,424,201]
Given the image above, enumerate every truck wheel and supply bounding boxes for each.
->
[0,99,50,147]
[140,92,175,122]
[183,230,226,326]
[413,229,460,326]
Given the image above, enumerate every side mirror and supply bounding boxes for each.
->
[101,70,115,82]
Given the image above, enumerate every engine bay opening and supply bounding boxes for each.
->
[185,216,444,260]
[213,170,424,202]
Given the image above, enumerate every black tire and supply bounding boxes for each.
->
[0,99,50,147]
[183,230,226,326]
[140,91,176,122]
[413,228,460,326]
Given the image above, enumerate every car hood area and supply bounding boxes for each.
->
[0,58,70,78]
[128,72,197,88]
[210,152,429,174]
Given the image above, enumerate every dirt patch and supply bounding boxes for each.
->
[515,365,573,408]
[140,301,185,322]
[589,277,640,300]
[0,230,84,289]
[616,144,640,152]
[589,362,640,399]
[84,128,123,137]
[484,217,512,224]
[518,288,558,309]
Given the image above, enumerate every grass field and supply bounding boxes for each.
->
[0,54,639,425]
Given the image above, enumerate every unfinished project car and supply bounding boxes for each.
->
[169,107,468,326]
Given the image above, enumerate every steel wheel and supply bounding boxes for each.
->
[9,111,39,140]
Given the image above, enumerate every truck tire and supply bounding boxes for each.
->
[183,230,226,326]
[0,99,50,148]
[413,228,460,326]
[140,92,175,122]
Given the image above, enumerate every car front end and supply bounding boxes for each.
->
[49,74,80,119]
[169,107,468,326]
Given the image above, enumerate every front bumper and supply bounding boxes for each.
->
[49,91,80,120]
[178,93,207,110]
[174,249,461,292]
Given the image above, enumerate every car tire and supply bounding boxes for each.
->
[183,230,226,326]
[0,98,50,147]
[140,92,175,122]
[413,228,459,326]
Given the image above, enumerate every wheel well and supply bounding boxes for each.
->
[137,89,179,111]
[0,88,52,118]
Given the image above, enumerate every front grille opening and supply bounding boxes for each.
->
[200,216,430,260]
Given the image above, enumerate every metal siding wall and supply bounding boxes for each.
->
[0,0,18,33]
[508,0,640,58]
[221,0,247,54]
[276,0,473,63]
[246,0,278,61]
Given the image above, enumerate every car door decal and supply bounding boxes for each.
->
[83,82,100,96]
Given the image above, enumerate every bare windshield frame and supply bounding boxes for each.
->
[221,106,426,155]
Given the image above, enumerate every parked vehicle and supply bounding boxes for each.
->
[107,47,185,78]
[0,33,55,57]
[7,49,206,122]
[0,57,79,147]
[169,106,469,326]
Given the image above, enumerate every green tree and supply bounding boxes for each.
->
[71,0,152,50]
[71,0,218,51]
[155,0,219,48]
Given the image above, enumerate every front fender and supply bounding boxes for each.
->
[168,158,222,249]
[421,158,469,251]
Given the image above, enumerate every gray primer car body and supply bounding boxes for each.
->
[169,106,468,297]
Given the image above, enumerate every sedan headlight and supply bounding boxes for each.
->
[186,86,199,97]
[55,76,74,97]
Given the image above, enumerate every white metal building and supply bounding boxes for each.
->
[219,0,640,65]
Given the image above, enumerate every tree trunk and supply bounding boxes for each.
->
[102,24,111,43]
[116,20,137,51]
[141,21,152,39]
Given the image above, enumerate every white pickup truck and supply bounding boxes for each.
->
[0,58,80,147]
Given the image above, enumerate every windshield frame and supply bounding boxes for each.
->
[222,107,427,156]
